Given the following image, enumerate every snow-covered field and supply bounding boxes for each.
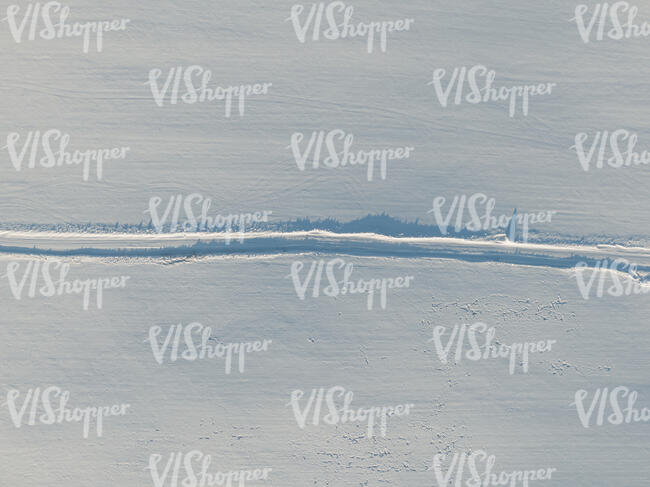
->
[2,1,650,239]
[1,0,649,486]
[1,252,649,486]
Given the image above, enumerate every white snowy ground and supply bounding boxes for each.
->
[1,0,649,485]
[1,249,649,486]
[1,0,650,239]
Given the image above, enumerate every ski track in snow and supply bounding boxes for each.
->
[2,230,650,279]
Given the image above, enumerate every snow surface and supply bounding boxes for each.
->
[1,253,649,486]
[1,1,649,486]
[1,1,649,241]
